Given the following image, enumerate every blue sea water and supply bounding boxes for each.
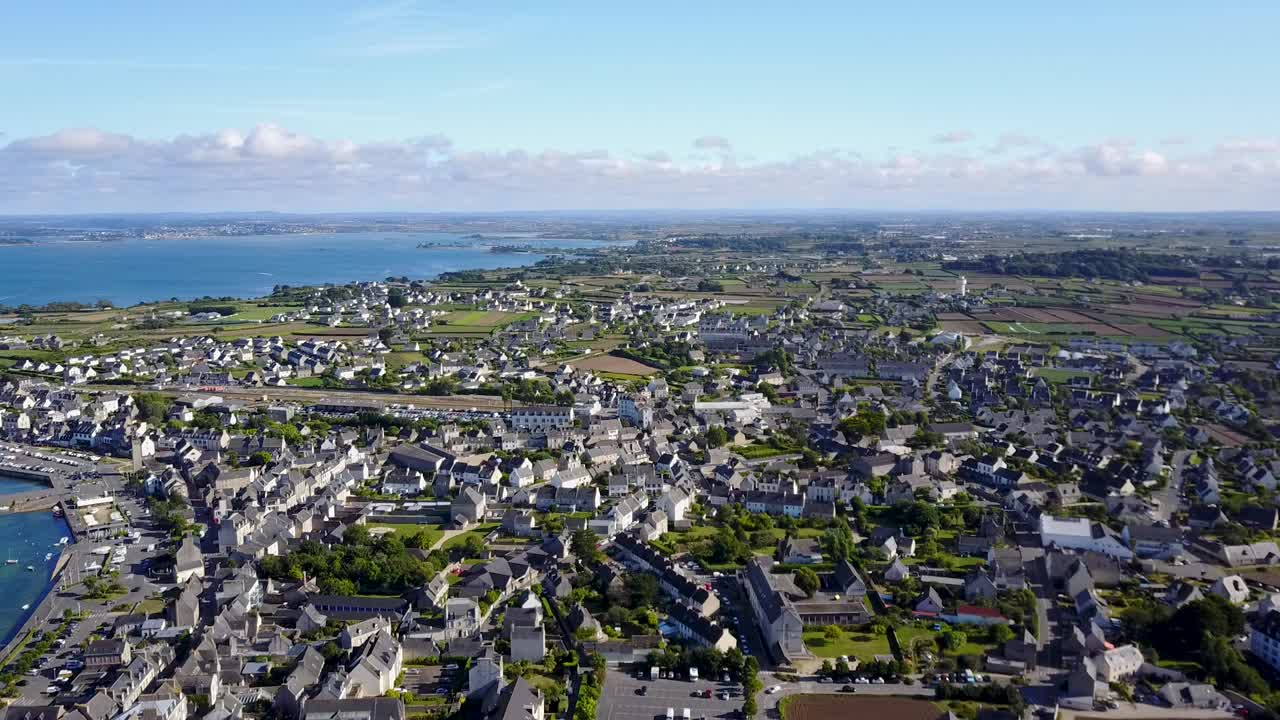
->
[0,232,618,307]
[0,482,68,646]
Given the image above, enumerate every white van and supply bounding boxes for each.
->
[666,708,674,720]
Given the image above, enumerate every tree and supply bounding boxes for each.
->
[707,527,749,564]
[940,629,967,651]
[837,406,886,439]
[990,623,1014,645]
[542,514,566,536]
[133,392,171,424]
[246,451,273,467]
[822,520,858,561]
[571,530,600,562]
[623,573,660,609]
[343,524,371,546]
[459,534,488,559]
[794,567,820,598]
[705,425,729,448]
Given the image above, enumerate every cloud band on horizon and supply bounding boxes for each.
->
[2,124,1278,213]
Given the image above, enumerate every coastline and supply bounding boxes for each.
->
[0,539,70,652]
[0,231,601,307]
[0,495,72,654]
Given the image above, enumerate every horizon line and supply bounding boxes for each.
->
[4,208,1280,218]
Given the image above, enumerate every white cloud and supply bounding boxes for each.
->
[2,124,1279,212]
[9,128,134,156]
[693,135,732,151]
[1217,137,1280,153]
[985,132,1046,155]
[931,130,974,144]
[1071,142,1168,177]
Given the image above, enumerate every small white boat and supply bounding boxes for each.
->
[58,537,69,545]
[25,565,34,571]
[44,553,52,561]
[20,603,29,610]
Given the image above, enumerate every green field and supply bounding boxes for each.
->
[1031,368,1093,383]
[368,522,445,547]
[736,443,798,459]
[802,627,890,659]
[442,523,500,550]
[440,310,537,328]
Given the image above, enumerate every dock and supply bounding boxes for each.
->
[0,490,65,513]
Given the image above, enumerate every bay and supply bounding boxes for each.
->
[0,485,68,646]
[0,232,616,307]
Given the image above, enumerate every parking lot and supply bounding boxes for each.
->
[598,669,741,720]
[401,664,463,697]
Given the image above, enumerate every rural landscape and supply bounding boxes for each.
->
[3,3,1279,720]
[3,211,1280,720]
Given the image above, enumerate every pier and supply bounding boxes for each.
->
[0,490,65,513]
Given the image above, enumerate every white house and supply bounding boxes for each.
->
[658,487,692,523]
[1038,515,1134,560]
[1096,645,1144,682]
[1211,575,1250,605]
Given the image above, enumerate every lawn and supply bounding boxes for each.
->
[132,597,168,615]
[443,523,499,550]
[802,627,890,659]
[658,525,721,548]
[781,695,941,720]
[1032,367,1094,383]
[214,304,301,322]
[736,443,798,459]
[894,624,935,652]
[368,522,444,547]
[440,310,536,328]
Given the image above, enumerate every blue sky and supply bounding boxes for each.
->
[1,1,1278,212]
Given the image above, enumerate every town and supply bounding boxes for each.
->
[4,218,1280,720]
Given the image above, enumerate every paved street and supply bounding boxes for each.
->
[710,574,772,670]
[1156,449,1191,522]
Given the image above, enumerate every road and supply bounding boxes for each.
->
[925,352,954,399]
[84,383,514,412]
[1123,352,1150,385]
[1057,705,1231,720]
[1156,450,1191,522]
[705,571,772,670]
[1023,544,1057,665]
